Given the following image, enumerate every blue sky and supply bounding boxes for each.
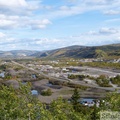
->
[0,0,120,51]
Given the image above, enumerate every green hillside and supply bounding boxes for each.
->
[33,44,120,59]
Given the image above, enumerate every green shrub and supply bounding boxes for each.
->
[41,89,52,96]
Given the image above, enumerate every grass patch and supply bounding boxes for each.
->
[59,90,74,95]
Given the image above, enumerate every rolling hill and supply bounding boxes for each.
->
[32,44,120,59]
[0,50,38,58]
[0,44,120,59]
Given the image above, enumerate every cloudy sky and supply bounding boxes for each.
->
[0,0,120,51]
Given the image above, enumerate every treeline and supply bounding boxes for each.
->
[52,60,120,69]
[49,80,87,90]
[68,74,120,87]
[68,74,85,80]
[79,62,120,69]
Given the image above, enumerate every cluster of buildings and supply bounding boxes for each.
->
[79,58,120,63]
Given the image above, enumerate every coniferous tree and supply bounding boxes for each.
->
[71,88,80,112]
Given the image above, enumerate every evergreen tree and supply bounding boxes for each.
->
[71,88,80,112]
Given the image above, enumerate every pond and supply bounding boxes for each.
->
[31,90,39,95]
[46,82,62,89]
[21,81,27,85]
[80,98,95,102]
[0,72,5,78]
[46,83,53,87]
[79,98,99,107]
[32,74,37,79]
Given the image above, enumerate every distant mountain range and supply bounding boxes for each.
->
[0,44,120,59]
[0,50,38,58]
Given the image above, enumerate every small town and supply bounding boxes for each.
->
[0,0,120,119]
[0,58,120,104]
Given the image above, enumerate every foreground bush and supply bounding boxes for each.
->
[0,84,87,120]
[0,84,120,120]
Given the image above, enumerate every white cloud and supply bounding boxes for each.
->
[104,10,120,15]
[0,0,42,16]
[28,19,52,29]
[84,0,119,5]
[58,27,120,46]
[0,0,119,30]
[0,32,6,38]
[59,6,70,11]
[0,37,62,50]
[0,19,19,29]
[40,0,120,20]
[0,0,120,50]
[35,38,60,45]
[0,13,51,30]
[0,27,120,50]
[29,27,120,48]
[0,32,16,46]
[86,31,98,35]
[67,0,78,3]
[0,0,27,8]
[99,28,119,34]
[0,14,24,29]
[28,27,120,46]
[0,0,28,15]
